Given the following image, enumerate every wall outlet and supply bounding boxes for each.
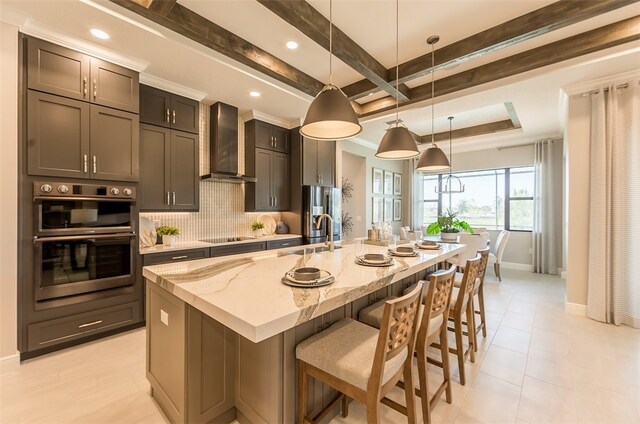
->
[160,309,169,326]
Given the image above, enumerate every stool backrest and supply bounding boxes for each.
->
[417,265,456,348]
[477,247,490,285]
[453,254,482,314]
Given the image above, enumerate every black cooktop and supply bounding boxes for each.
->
[200,236,255,244]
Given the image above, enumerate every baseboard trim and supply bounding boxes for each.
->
[500,261,533,272]
[0,352,20,374]
[560,270,567,279]
[564,300,587,316]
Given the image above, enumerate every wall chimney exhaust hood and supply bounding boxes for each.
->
[201,102,257,183]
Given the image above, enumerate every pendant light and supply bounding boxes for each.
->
[375,0,419,159]
[436,117,465,193]
[300,0,362,141]
[416,35,450,172]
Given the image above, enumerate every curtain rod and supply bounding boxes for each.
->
[496,139,558,151]
[580,82,636,97]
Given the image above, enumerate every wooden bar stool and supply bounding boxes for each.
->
[296,283,423,424]
[446,254,481,385]
[357,266,457,423]
[453,247,490,352]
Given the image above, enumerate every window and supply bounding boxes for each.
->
[421,166,534,231]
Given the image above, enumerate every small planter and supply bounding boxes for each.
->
[440,232,459,242]
[162,235,177,247]
[252,229,263,238]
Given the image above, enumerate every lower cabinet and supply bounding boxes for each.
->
[142,248,209,266]
[146,283,236,424]
[139,124,199,211]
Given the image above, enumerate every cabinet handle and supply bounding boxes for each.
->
[166,109,170,123]
[82,77,87,96]
[172,110,176,124]
[166,192,170,205]
[172,192,176,205]
[78,320,102,329]
[83,154,87,173]
[171,255,188,260]
[281,242,290,246]
[92,156,97,173]
[93,79,97,100]
[274,137,277,148]
[274,196,277,207]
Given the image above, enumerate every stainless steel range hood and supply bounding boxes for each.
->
[201,102,256,183]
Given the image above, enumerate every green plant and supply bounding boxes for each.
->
[156,225,180,236]
[426,209,473,234]
[251,221,265,231]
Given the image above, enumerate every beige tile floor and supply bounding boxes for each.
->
[1,269,639,424]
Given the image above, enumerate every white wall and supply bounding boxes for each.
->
[0,21,19,359]
[341,152,367,238]
[338,141,408,234]
[564,94,592,306]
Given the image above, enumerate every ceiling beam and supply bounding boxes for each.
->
[108,0,325,97]
[148,0,177,16]
[342,0,638,100]
[418,120,517,144]
[257,0,410,102]
[359,16,640,117]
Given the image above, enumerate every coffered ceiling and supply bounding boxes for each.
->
[1,0,639,152]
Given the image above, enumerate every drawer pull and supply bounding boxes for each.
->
[172,255,188,260]
[281,243,290,246]
[78,320,102,329]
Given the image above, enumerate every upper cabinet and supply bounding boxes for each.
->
[27,37,139,113]
[246,120,289,154]
[140,85,199,134]
[27,90,139,182]
[301,138,335,187]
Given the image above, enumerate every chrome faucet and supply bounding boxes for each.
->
[314,214,334,252]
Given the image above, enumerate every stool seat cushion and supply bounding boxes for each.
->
[359,297,443,340]
[296,318,408,391]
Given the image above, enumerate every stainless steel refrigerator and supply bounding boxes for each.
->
[302,185,341,244]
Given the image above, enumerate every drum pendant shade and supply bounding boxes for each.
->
[375,126,419,159]
[300,85,362,140]
[416,144,450,171]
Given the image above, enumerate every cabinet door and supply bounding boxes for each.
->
[254,121,273,150]
[140,85,171,128]
[27,37,90,101]
[272,152,289,211]
[272,126,289,153]
[27,90,90,178]
[90,105,140,182]
[254,148,273,211]
[316,140,335,187]
[169,130,199,211]
[302,138,318,186]
[90,58,139,113]
[170,95,199,134]
[140,124,171,211]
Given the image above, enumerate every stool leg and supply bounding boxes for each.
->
[454,316,466,386]
[417,351,430,424]
[341,394,349,418]
[495,263,501,281]
[366,396,380,424]
[467,302,476,364]
[403,359,417,424]
[297,360,307,424]
[478,286,487,337]
[440,327,452,404]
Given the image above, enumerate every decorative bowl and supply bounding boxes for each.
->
[293,267,322,281]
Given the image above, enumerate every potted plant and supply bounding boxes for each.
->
[251,221,265,237]
[156,225,180,247]
[426,209,473,241]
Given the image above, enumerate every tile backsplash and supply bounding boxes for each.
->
[140,102,280,241]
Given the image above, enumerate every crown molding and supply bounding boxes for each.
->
[17,18,148,72]
[139,74,207,101]
[239,110,299,129]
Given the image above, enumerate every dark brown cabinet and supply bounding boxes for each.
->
[140,85,199,134]
[139,124,199,211]
[27,90,139,181]
[246,119,289,153]
[245,148,289,212]
[27,37,139,113]
[302,138,335,187]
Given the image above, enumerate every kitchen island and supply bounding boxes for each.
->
[143,241,464,424]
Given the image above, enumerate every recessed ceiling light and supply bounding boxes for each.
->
[286,41,298,50]
[90,28,110,40]
[249,91,261,97]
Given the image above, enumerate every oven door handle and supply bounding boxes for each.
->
[33,196,135,203]
[33,233,137,243]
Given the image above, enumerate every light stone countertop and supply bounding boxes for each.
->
[139,234,303,255]
[142,241,465,343]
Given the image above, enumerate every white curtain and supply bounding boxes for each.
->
[587,79,640,328]
[405,158,424,231]
[533,140,559,274]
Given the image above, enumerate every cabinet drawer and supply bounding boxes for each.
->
[143,248,209,266]
[266,238,301,250]
[210,242,265,257]
[27,302,140,351]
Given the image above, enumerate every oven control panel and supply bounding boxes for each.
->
[34,181,136,200]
